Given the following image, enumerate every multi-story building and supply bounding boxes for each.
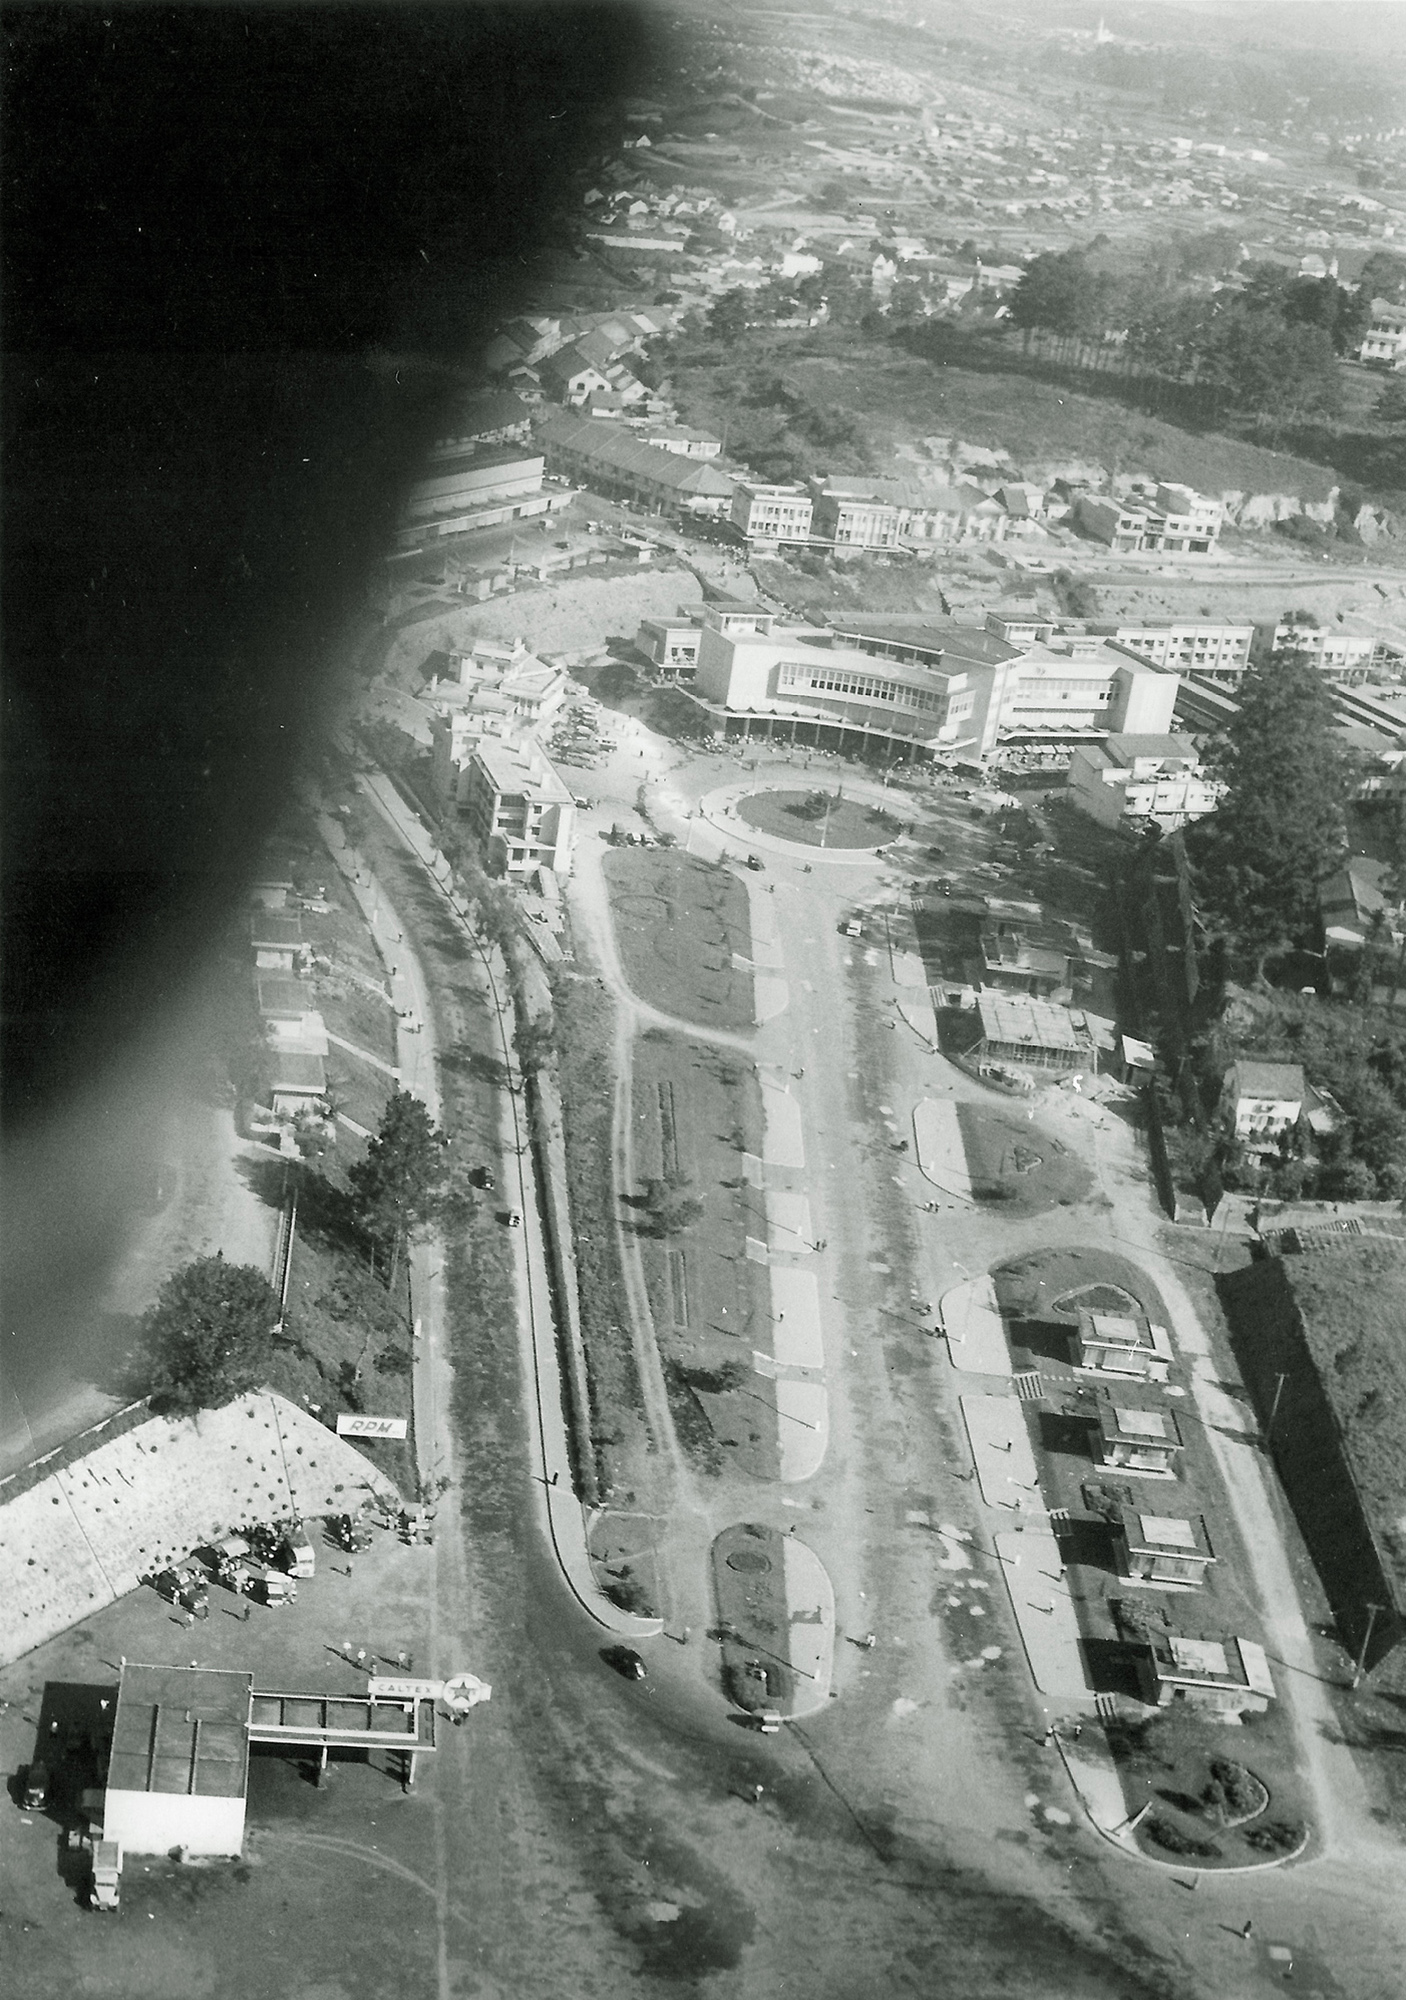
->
[1075,483,1221,554]
[692,606,984,756]
[537,413,735,520]
[1359,298,1406,368]
[1067,734,1223,830]
[1257,617,1378,684]
[1105,621,1254,685]
[808,477,1009,548]
[729,481,814,545]
[836,616,1179,758]
[636,611,704,679]
[459,740,577,877]
[398,447,551,546]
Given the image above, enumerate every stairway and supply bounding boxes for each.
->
[1095,1692,1120,1723]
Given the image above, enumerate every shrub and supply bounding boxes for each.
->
[1208,1757,1265,1820]
[1244,1819,1304,1855]
[1145,1817,1222,1859]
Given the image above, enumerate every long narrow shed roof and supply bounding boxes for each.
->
[537,413,736,496]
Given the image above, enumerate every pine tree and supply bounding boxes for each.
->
[349,1088,449,1287]
[1184,651,1349,982]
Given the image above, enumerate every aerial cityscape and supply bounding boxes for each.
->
[6,3,1406,1996]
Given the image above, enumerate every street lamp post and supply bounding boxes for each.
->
[1351,1602,1384,1689]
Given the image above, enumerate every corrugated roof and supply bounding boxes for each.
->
[537,414,736,496]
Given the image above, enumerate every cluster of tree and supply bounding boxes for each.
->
[1006,245,1389,434]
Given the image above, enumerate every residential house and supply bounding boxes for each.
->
[1360,298,1406,368]
[1320,854,1405,951]
[459,740,577,877]
[269,1050,329,1120]
[729,481,814,545]
[250,911,303,973]
[976,918,1070,998]
[1066,734,1223,830]
[537,344,614,408]
[1220,1060,1306,1154]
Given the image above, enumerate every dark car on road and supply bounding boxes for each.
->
[603,1646,646,1681]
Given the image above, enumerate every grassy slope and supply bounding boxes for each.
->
[1277,1242,1406,1597]
[671,327,1342,500]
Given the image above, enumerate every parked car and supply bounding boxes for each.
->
[505,1208,522,1228]
[745,853,765,871]
[23,1761,50,1810]
[469,1165,495,1191]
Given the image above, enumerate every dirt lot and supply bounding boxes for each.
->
[603,848,755,1033]
[380,563,709,682]
[631,1027,773,1481]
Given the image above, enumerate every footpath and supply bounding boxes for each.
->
[338,769,658,1641]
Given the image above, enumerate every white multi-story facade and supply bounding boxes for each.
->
[1360,299,1406,368]
[1107,622,1254,685]
[1067,734,1223,829]
[729,481,814,544]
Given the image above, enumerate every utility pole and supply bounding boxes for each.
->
[1352,1603,1384,1689]
[1264,1370,1288,1447]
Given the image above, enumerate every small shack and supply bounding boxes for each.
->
[1093,1404,1183,1477]
[1073,1311,1174,1382]
[1111,1505,1216,1590]
[1127,1627,1275,1716]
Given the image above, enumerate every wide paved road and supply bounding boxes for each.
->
[352,743,1404,2000]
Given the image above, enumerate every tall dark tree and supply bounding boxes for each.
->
[349,1088,449,1286]
[1184,652,1350,982]
[138,1254,279,1415]
[707,289,751,342]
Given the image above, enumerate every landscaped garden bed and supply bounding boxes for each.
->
[603,848,755,1032]
[733,788,902,850]
[1104,1705,1309,1869]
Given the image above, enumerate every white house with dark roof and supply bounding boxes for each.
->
[1220,1060,1305,1154]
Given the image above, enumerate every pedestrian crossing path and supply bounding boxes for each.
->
[1013,1371,1046,1402]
